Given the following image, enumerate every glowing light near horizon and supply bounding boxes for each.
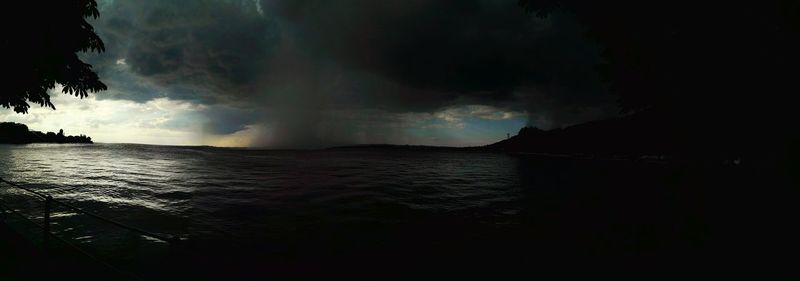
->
[1,89,527,147]
[0,91,206,145]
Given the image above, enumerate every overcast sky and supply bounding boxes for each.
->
[1,0,615,148]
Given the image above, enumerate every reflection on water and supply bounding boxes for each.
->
[0,144,526,245]
[1,143,702,278]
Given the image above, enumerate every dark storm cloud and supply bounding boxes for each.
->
[262,0,612,113]
[87,0,279,105]
[85,0,615,145]
[270,0,546,94]
[200,106,260,135]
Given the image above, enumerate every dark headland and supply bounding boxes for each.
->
[333,110,797,168]
[0,122,92,144]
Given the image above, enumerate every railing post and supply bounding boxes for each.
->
[0,178,4,222]
[44,195,52,247]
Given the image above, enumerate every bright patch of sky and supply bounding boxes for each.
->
[1,90,527,147]
[1,92,203,145]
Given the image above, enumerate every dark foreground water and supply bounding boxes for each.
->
[0,143,789,279]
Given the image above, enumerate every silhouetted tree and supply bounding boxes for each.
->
[0,122,31,144]
[57,129,66,143]
[1,0,107,114]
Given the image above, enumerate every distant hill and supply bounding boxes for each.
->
[326,144,471,152]
[321,111,796,167]
[482,110,765,163]
[0,122,92,144]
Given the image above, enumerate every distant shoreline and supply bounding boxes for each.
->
[326,144,474,151]
[0,122,93,144]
